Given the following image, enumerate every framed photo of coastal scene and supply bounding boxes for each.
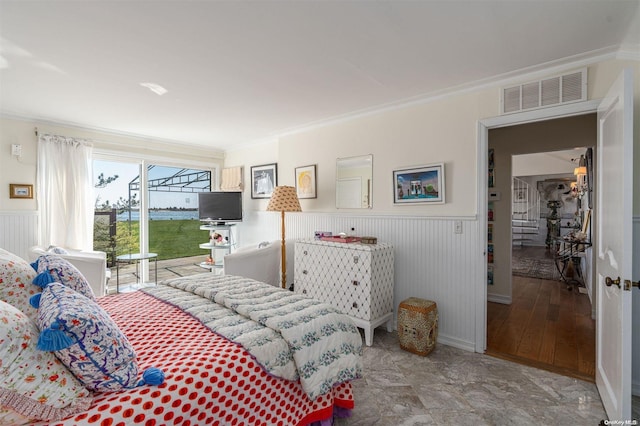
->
[393,163,445,204]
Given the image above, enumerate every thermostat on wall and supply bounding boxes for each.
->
[488,191,501,201]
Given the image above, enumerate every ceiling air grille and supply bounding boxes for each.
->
[501,69,586,114]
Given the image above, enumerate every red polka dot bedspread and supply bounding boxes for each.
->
[32,290,356,426]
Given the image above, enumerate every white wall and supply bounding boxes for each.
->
[223,59,639,354]
[0,119,38,211]
[512,150,577,177]
[2,59,639,367]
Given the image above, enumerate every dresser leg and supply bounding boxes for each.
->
[385,316,394,332]
[364,327,373,346]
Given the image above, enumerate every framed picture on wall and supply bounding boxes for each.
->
[250,163,277,199]
[294,164,317,199]
[393,163,445,204]
[9,183,33,199]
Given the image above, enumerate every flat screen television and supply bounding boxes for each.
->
[198,191,243,225]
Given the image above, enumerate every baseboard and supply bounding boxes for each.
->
[380,323,476,353]
[437,334,476,353]
[488,293,512,304]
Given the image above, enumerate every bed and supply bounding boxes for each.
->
[0,248,362,426]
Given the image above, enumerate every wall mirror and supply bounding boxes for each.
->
[336,154,373,209]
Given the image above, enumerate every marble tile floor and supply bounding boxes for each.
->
[336,329,619,426]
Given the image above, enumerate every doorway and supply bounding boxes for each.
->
[483,114,597,381]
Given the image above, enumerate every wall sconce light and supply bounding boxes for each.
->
[572,155,587,197]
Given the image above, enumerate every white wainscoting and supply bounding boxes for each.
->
[240,211,482,352]
[0,211,38,260]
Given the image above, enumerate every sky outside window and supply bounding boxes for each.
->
[93,161,211,210]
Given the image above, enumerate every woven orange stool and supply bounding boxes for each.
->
[397,297,438,356]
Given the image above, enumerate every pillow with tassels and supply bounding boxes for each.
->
[31,254,95,301]
[31,282,140,392]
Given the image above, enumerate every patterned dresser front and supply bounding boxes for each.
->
[294,239,394,346]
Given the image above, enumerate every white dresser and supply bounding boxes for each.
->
[294,240,394,346]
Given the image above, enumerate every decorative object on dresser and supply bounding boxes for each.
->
[266,186,302,288]
[294,239,394,346]
[397,297,438,356]
[320,235,361,243]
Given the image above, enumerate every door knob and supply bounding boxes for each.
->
[605,276,621,288]
[624,279,640,291]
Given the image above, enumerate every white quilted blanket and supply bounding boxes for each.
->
[142,274,363,400]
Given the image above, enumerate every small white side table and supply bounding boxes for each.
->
[116,252,158,293]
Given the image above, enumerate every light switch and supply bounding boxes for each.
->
[11,144,22,157]
[454,221,463,234]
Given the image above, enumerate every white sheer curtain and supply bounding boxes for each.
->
[37,134,94,251]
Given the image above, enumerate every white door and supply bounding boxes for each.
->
[595,67,634,420]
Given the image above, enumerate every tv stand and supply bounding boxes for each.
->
[199,224,236,271]
[204,221,228,226]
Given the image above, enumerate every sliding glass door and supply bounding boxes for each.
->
[93,158,213,291]
[145,165,211,279]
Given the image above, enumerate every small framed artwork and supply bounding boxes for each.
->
[295,164,317,199]
[393,163,445,204]
[9,184,33,199]
[250,163,278,199]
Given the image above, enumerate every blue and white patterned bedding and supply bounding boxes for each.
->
[142,273,363,400]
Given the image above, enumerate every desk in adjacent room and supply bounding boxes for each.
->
[553,237,591,290]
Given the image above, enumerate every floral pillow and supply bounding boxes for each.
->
[33,254,95,301]
[0,248,40,321]
[34,282,139,392]
[0,300,92,422]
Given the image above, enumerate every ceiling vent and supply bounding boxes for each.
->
[501,68,586,114]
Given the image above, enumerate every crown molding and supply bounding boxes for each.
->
[276,45,630,140]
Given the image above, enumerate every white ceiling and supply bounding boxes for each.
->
[1,1,638,152]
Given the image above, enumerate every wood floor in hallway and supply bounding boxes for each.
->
[486,274,595,383]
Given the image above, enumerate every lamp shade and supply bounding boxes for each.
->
[574,166,587,176]
[266,186,302,212]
